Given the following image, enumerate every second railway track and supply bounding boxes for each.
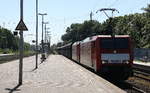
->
[133,64,150,82]
[133,64,150,75]
[111,63,150,93]
[126,63,150,93]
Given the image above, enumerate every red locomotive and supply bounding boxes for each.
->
[57,35,133,80]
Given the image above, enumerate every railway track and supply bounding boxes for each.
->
[109,80,147,93]
[133,64,150,81]
[125,81,147,93]
[126,64,150,93]
[112,64,150,93]
[133,64,150,75]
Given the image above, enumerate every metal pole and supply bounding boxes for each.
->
[45,23,47,43]
[43,22,49,54]
[39,14,47,54]
[38,13,47,60]
[49,33,51,48]
[19,0,24,85]
[42,15,44,53]
[44,22,48,43]
[90,12,93,21]
[45,24,47,54]
[35,0,38,69]
[49,35,51,54]
[46,28,50,43]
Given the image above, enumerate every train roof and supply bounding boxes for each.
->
[72,41,80,46]
[57,43,73,49]
[80,35,130,43]
[58,35,130,48]
[99,35,129,37]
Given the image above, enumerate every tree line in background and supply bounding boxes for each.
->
[55,4,150,48]
[0,27,31,53]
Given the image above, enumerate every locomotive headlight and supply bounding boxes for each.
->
[122,60,129,63]
[102,60,109,64]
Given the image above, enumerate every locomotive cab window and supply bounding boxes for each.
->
[115,38,129,49]
[101,38,114,49]
[101,38,129,49]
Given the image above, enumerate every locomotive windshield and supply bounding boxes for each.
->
[101,38,129,49]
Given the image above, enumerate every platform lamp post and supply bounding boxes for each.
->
[43,22,49,43]
[43,22,49,55]
[38,13,47,60]
[46,29,51,54]
[46,27,50,43]
[46,30,51,44]
[47,31,51,54]
[35,0,38,69]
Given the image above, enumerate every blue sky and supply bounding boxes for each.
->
[0,0,149,45]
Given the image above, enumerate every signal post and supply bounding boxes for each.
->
[15,0,28,85]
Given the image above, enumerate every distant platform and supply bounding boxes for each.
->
[0,54,13,57]
[134,61,150,66]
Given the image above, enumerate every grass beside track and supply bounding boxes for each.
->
[0,52,35,64]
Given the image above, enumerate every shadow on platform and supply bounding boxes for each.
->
[5,84,21,93]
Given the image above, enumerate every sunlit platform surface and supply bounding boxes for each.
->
[0,55,125,93]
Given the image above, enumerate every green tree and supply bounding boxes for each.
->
[60,4,150,48]
[0,27,31,53]
[142,4,150,13]
[61,23,82,43]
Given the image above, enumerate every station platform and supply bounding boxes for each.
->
[0,55,125,93]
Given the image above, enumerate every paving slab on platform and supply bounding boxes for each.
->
[0,55,125,93]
